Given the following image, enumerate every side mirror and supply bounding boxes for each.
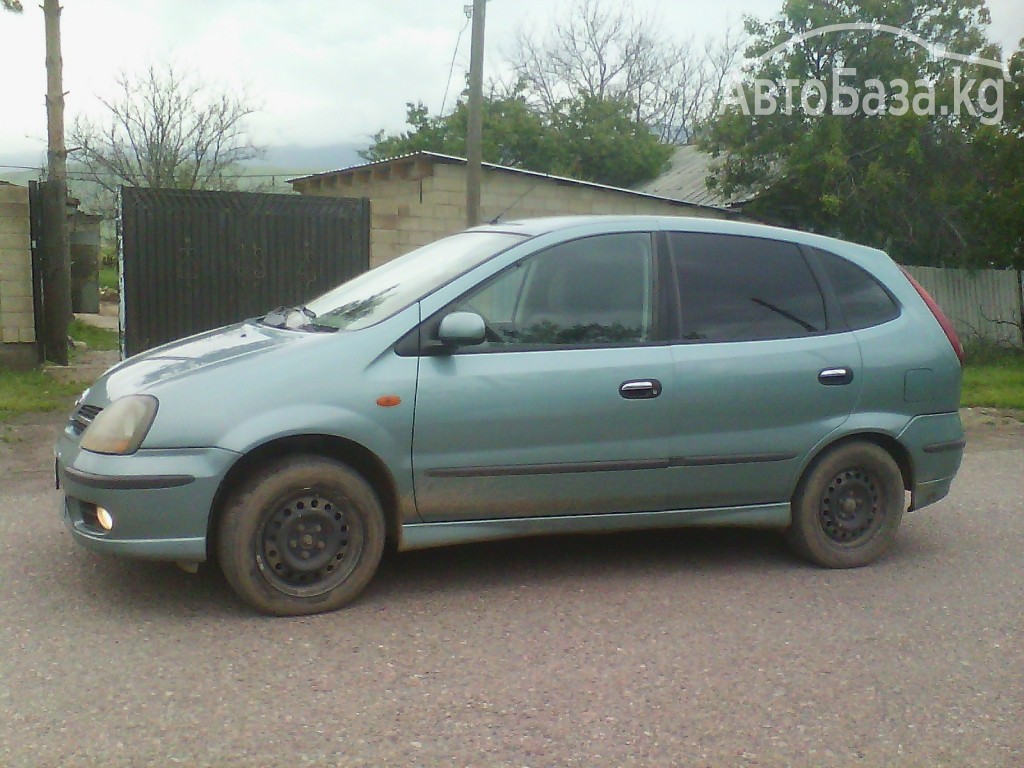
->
[437,311,487,347]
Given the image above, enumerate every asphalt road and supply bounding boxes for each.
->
[0,414,1021,767]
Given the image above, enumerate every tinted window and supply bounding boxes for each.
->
[815,249,900,329]
[669,233,826,342]
[457,233,654,347]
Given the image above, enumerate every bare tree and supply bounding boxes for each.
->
[509,0,745,143]
[69,64,264,197]
[659,27,747,142]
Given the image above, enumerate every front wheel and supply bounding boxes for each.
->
[218,457,386,616]
[785,442,905,569]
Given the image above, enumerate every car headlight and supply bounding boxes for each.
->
[80,395,159,455]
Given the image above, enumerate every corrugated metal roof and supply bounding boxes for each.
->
[637,145,752,208]
[288,151,736,215]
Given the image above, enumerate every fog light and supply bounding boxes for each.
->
[96,506,114,531]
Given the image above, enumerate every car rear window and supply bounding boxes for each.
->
[814,249,900,330]
[668,232,827,342]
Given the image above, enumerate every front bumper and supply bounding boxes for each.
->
[56,428,239,562]
[898,411,966,511]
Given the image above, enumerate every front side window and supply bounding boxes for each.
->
[669,233,827,342]
[455,232,655,348]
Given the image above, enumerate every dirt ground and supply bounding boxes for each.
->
[958,405,1024,451]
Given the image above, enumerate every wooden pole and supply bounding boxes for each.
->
[465,0,486,228]
[42,0,70,364]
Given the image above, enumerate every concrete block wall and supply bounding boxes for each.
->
[411,165,726,261]
[296,161,730,267]
[0,183,35,367]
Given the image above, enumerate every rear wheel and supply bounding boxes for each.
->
[786,442,905,568]
[218,457,385,616]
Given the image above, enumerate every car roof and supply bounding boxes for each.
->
[472,215,888,261]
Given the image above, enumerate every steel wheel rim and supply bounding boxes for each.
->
[819,468,884,546]
[256,488,365,597]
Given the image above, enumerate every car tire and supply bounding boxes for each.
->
[218,456,386,616]
[785,442,905,569]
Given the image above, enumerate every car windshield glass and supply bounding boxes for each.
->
[291,231,527,331]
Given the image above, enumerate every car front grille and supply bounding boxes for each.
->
[70,404,103,436]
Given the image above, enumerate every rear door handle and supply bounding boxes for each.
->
[619,379,662,399]
[818,367,854,386]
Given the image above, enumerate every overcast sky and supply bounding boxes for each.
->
[1,0,1021,167]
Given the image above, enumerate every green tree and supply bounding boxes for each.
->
[963,44,1024,268]
[547,95,673,187]
[365,93,554,172]
[701,0,1017,267]
[1,1,23,11]
[365,90,671,188]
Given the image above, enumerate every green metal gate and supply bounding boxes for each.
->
[119,187,369,356]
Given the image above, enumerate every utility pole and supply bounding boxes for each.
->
[465,0,486,227]
[42,0,71,364]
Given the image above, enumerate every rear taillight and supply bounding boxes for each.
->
[900,267,965,365]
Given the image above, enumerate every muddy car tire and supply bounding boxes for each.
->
[786,442,905,569]
[218,457,385,616]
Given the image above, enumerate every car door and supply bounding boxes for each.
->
[660,231,863,509]
[411,232,678,522]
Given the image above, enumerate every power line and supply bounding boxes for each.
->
[439,7,473,117]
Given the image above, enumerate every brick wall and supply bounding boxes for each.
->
[295,161,729,266]
[0,183,35,368]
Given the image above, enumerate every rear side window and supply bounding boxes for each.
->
[814,249,900,330]
[669,233,827,342]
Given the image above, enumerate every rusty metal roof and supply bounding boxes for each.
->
[636,145,753,208]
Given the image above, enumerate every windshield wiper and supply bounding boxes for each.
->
[749,297,819,333]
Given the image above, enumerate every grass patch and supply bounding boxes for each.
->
[68,319,119,351]
[0,368,85,422]
[99,265,118,292]
[0,322,116,422]
[961,342,1024,410]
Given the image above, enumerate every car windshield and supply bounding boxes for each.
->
[289,231,526,331]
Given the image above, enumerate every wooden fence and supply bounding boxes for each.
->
[902,265,1023,347]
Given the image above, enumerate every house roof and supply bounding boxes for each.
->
[288,151,735,215]
[636,145,753,208]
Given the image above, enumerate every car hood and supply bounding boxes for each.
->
[96,322,306,402]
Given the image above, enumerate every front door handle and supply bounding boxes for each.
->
[619,379,662,399]
[818,367,854,386]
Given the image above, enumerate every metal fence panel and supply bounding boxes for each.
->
[120,188,369,356]
[903,265,1023,346]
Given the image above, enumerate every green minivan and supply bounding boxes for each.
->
[56,216,965,615]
